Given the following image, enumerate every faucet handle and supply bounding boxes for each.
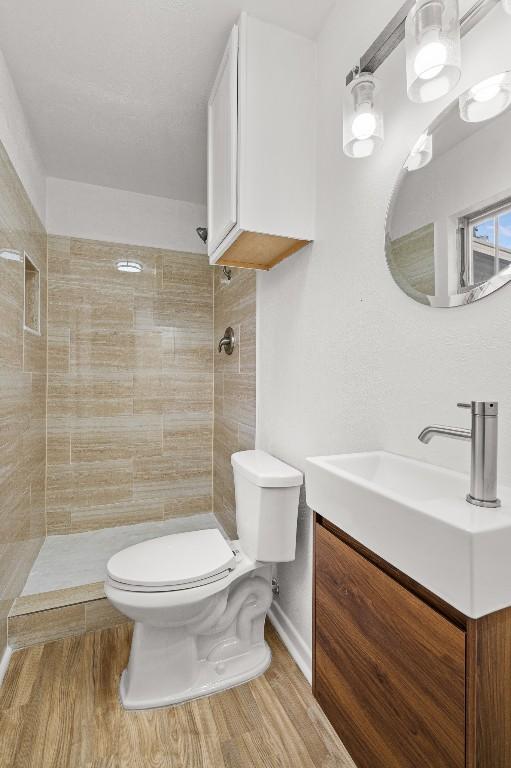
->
[457,401,498,415]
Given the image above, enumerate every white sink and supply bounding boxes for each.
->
[305,451,511,618]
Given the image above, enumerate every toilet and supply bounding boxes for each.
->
[104,450,303,710]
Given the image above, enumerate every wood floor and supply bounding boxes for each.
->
[0,623,355,768]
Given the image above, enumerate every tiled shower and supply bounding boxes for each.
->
[0,142,47,657]
[0,147,256,652]
[46,236,214,534]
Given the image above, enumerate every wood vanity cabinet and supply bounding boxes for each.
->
[313,515,511,768]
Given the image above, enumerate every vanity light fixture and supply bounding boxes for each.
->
[343,72,384,158]
[405,0,461,103]
[405,131,433,170]
[459,72,511,121]
[343,0,499,157]
[116,260,143,273]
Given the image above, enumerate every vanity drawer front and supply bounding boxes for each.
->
[314,523,465,768]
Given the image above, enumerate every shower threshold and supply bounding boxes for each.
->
[8,513,221,649]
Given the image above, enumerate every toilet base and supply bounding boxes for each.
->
[119,640,271,710]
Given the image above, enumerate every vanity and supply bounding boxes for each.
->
[306,451,511,768]
[305,48,511,765]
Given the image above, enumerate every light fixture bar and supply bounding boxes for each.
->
[346,0,500,85]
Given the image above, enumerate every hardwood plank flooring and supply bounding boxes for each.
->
[0,623,355,768]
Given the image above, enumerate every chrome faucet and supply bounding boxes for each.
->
[418,401,500,508]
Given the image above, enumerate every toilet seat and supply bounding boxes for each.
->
[106,528,236,593]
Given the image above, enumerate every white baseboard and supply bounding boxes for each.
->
[0,644,12,688]
[268,601,312,684]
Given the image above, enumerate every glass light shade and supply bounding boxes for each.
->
[405,132,433,171]
[459,72,511,122]
[116,260,143,273]
[343,73,384,158]
[503,0,511,14]
[406,0,461,103]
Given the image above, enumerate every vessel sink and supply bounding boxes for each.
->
[305,451,511,618]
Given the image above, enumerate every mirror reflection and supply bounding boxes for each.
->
[386,70,511,307]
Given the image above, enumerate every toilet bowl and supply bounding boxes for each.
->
[105,450,303,710]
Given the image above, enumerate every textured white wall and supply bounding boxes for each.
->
[0,47,45,222]
[257,0,511,662]
[46,177,207,253]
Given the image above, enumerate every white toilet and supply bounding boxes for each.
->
[104,450,303,710]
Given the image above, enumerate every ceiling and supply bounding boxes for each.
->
[0,0,333,205]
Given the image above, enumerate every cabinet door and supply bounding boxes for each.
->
[207,25,238,257]
[315,523,466,768]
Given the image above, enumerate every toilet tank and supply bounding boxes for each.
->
[231,450,303,562]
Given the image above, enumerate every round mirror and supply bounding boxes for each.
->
[386,70,511,307]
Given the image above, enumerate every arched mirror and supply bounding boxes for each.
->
[386,71,511,307]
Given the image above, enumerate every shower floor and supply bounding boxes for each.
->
[8,513,224,648]
[22,512,221,596]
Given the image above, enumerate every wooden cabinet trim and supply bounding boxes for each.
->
[466,612,511,768]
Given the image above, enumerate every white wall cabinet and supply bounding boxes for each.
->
[207,13,316,271]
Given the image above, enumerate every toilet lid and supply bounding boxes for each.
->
[106,529,236,589]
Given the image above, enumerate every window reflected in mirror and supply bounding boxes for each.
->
[466,203,511,284]
[386,70,511,307]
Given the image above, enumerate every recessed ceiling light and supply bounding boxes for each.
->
[0,249,22,262]
[116,260,143,273]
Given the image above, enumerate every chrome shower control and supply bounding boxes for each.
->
[218,327,235,355]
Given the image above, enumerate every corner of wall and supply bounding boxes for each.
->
[0,46,46,225]
[46,177,207,254]
[0,644,12,687]
[268,602,312,683]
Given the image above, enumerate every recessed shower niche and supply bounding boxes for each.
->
[23,252,40,335]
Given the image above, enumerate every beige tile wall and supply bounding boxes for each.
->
[0,142,47,658]
[46,236,213,534]
[213,267,256,538]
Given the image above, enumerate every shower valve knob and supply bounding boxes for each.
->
[218,327,235,355]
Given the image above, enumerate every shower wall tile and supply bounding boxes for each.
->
[165,327,214,372]
[69,500,164,534]
[0,293,23,369]
[162,413,212,459]
[46,236,214,534]
[213,268,256,539]
[47,328,70,372]
[70,415,163,462]
[133,456,210,499]
[161,371,213,414]
[223,373,256,427]
[46,428,71,466]
[0,141,47,660]
[0,371,32,445]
